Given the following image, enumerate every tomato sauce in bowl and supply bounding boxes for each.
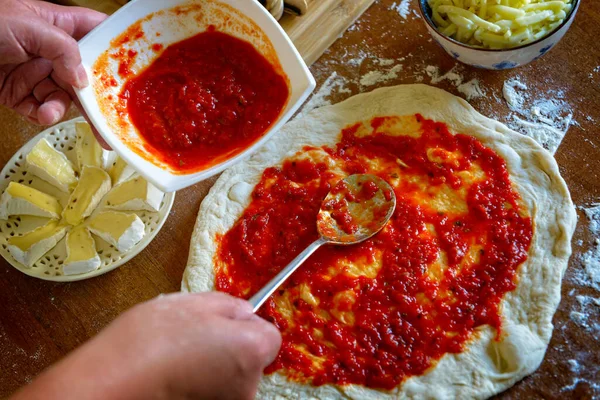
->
[119,27,290,173]
[84,0,310,191]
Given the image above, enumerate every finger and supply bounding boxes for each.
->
[38,92,71,126]
[33,77,63,103]
[201,292,255,320]
[230,317,282,370]
[0,58,52,108]
[18,20,88,88]
[150,292,254,321]
[51,6,108,40]
[50,70,76,99]
[14,95,41,124]
[33,2,108,40]
[33,78,70,125]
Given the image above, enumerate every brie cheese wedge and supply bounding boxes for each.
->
[7,220,68,267]
[75,122,110,171]
[87,211,145,253]
[26,138,77,192]
[63,166,111,226]
[0,182,62,219]
[105,176,164,212]
[108,156,136,186]
[63,225,101,275]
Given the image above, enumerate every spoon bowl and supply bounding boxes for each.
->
[249,174,396,312]
[318,174,396,244]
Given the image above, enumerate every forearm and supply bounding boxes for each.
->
[11,327,170,400]
[11,293,280,400]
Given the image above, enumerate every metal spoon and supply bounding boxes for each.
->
[249,174,396,312]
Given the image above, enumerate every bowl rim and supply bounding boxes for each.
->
[73,0,315,193]
[417,0,579,52]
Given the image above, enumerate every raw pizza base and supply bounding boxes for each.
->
[182,84,576,399]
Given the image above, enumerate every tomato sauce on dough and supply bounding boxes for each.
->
[119,28,289,172]
[215,115,533,390]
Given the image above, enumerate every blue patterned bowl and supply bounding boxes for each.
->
[418,0,580,70]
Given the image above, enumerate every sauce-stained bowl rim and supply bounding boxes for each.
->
[417,0,579,52]
[74,0,315,192]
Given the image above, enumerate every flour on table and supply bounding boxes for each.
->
[457,79,485,101]
[503,78,528,110]
[569,295,600,333]
[390,0,412,19]
[345,49,370,67]
[376,58,396,66]
[566,203,600,357]
[574,204,600,292]
[423,65,485,101]
[502,77,574,154]
[360,64,403,87]
[425,65,463,86]
[296,72,351,118]
[562,353,600,393]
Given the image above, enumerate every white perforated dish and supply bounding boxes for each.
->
[0,117,175,282]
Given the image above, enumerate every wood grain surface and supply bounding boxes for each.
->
[280,0,376,65]
[1,0,599,398]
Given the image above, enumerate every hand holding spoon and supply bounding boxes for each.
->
[249,174,396,312]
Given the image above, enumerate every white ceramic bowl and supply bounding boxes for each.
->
[74,0,315,192]
[418,0,580,70]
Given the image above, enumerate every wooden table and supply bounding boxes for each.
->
[1,1,599,398]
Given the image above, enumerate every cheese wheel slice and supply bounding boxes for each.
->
[87,211,145,253]
[63,225,101,275]
[26,138,77,192]
[108,156,136,186]
[0,182,62,220]
[105,176,164,212]
[7,220,68,267]
[63,166,111,226]
[75,121,110,171]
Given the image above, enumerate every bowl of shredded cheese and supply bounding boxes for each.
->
[418,0,580,70]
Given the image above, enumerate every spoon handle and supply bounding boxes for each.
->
[249,237,327,313]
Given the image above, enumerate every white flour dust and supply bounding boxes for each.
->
[390,0,412,19]
[575,204,600,292]
[569,295,600,334]
[501,78,574,154]
[296,72,351,118]
[566,204,600,349]
[376,58,396,66]
[503,78,528,110]
[360,64,404,87]
[457,79,485,101]
[424,65,485,101]
[562,354,600,393]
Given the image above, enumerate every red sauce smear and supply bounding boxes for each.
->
[216,115,533,390]
[329,201,358,235]
[120,29,289,172]
[321,179,388,235]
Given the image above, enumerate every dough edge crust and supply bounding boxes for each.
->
[181,84,576,400]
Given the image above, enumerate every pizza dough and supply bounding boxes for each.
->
[182,84,576,399]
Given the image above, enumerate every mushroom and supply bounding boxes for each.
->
[284,0,308,16]
[259,0,308,20]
